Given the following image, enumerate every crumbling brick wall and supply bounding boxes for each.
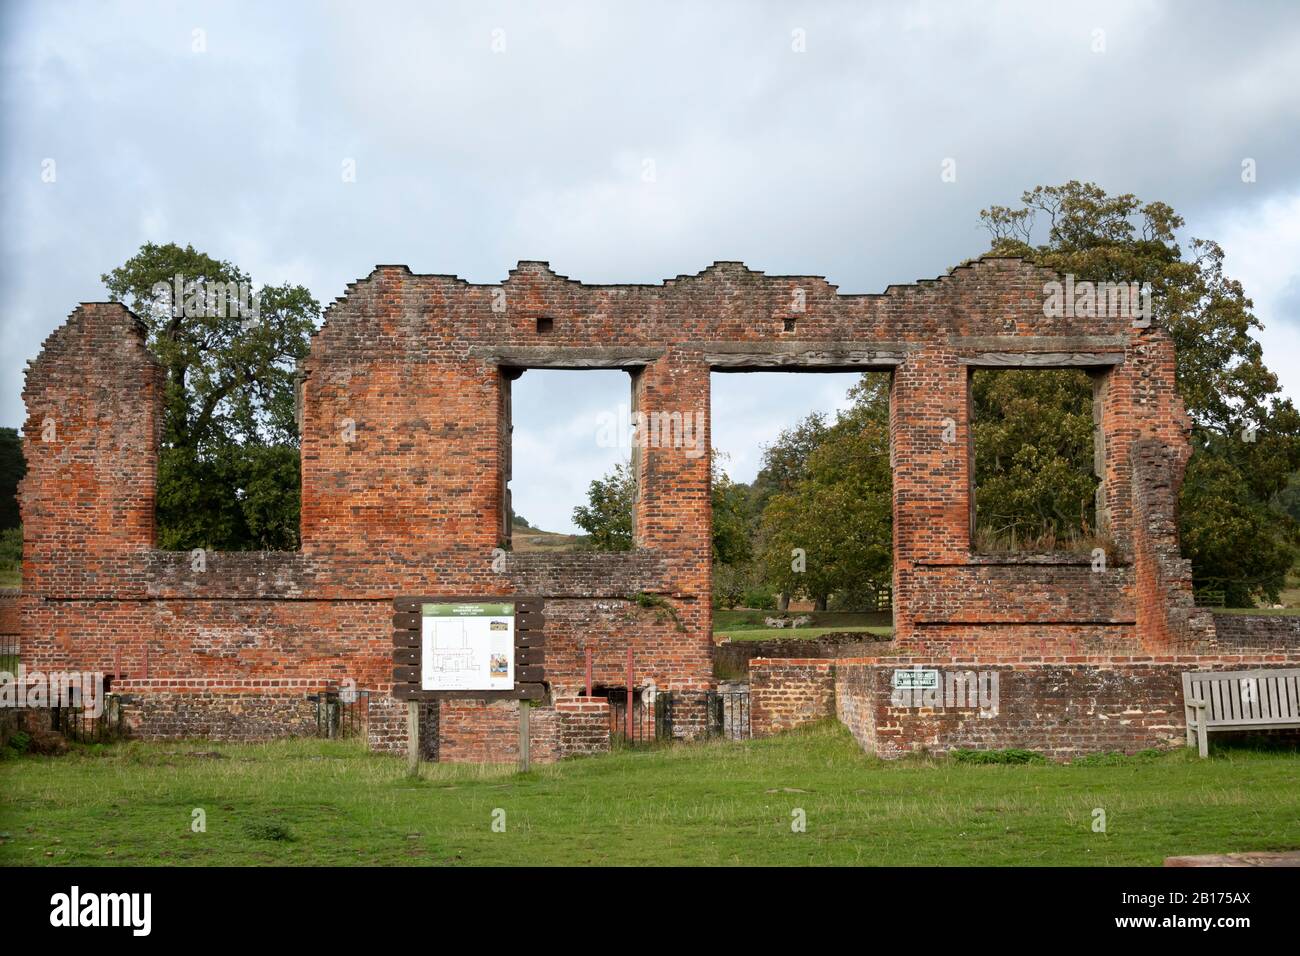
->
[18,257,1203,758]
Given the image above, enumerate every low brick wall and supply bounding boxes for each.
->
[752,653,1300,760]
[98,682,646,763]
[750,659,836,735]
[437,698,560,763]
[1209,613,1300,653]
[114,679,324,741]
[556,696,611,757]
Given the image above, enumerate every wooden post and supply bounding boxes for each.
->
[625,647,634,743]
[406,700,420,776]
[518,700,531,772]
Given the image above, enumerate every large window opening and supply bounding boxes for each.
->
[710,370,894,642]
[970,367,1102,553]
[507,368,637,553]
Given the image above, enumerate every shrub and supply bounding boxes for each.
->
[0,526,20,575]
[243,819,295,842]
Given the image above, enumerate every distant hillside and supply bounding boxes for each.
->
[510,527,589,552]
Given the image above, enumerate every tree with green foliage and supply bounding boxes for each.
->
[573,452,759,569]
[572,461,636,551]
[756,377,893,610]
[102,243,318,550]
[0,427,25,531]
[747,411,830,524]
[710,453,753,567]
[972,368,1099,550]
[980,182,1300,603]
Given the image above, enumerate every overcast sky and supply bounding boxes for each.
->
[3,0,1299,533]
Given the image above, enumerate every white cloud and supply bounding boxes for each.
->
[1196,190,1300,405]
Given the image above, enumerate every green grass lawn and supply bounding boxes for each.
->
[3,722,1297,866]
[713,609,893,642]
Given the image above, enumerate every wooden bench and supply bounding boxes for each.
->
[1182,668,1300,757]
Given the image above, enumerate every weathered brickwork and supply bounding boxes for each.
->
[714,632,890,677]
[752,653,1300,759]
[19,257,1215,758]
[113,679,322,741]
[1130,439,1216,651]
[749,659,836,736]
[556,696,612,757]
[437,699,559,763]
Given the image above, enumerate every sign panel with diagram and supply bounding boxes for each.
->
[420,602,515,691]
[390,595,545,701]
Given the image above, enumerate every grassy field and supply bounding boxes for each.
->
[714,609,893,642]
[3,722,1297,866]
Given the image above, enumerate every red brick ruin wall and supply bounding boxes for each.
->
[17,257,1214,757]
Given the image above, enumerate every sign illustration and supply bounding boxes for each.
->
[421,602,515,691]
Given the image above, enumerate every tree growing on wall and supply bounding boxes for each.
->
[980,182,1300,604]
[102,242,319,551]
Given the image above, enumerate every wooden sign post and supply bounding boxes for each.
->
[406,700,419,776]
[518,700,530,772]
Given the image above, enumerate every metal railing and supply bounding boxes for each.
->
[706,689,751,739]
[0,636,18,673]
[608,689,674,745]
[50,695,126,744]
[307,686,370,739]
